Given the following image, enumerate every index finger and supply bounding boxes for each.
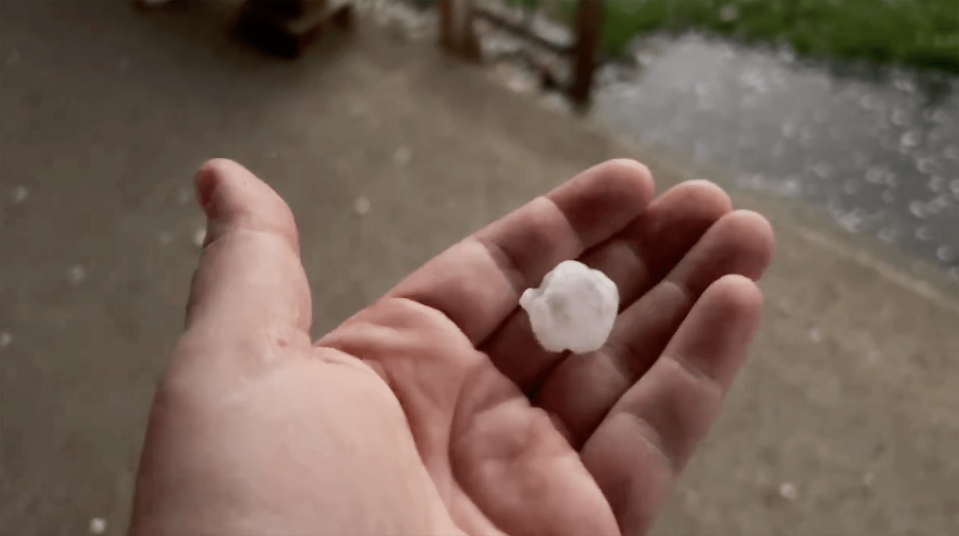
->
[387,159,655,345]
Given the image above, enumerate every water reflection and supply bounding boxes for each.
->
[592,34,959,275]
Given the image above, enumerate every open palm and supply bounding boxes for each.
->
[131,159,773,536]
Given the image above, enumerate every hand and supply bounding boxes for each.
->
[130,158,773,536]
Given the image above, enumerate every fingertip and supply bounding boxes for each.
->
[558,158,657,205]
[191,158,301,256]
[638,180,733,240]
[596,158,657,203]
[604,157,651,177]
[714,210,776,277]
[695,274,764,389]
[194,158,234,215]
[734,210,775,271]
[707,274,765,314]
[669,179,733,214]
[195,158,265,218]
[730,209,775,245]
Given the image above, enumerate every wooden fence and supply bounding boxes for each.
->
[438,0,605,110]
[137,0,605,108]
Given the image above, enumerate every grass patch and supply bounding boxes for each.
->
[540,0,959,73]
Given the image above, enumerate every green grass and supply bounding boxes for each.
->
[542,0,959,73]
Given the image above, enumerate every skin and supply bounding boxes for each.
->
[129,158,774,536]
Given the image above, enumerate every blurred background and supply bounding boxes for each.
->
[1,1,957,534]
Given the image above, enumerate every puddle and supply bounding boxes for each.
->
[592,34,959,275]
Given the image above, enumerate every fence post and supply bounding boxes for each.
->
[438,0,481,62]
[568,0,604,110]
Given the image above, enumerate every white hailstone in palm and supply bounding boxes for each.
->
[520,260,619,354]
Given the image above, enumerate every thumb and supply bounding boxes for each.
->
[183,159,312,344]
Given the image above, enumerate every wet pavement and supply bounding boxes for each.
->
[593,34,959,279]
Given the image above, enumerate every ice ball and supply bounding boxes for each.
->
[519,260,619,354]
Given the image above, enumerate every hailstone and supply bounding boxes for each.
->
[519,260,619,354]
